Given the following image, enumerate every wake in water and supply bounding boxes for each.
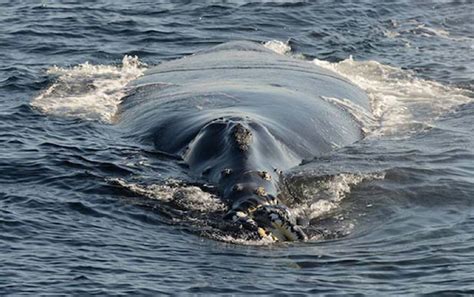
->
[31,40,472,244]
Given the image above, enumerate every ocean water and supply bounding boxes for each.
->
[1,1,473,295]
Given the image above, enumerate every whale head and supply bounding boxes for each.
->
[183,116,307,241]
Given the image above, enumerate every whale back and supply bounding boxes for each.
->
[119,41,369,164]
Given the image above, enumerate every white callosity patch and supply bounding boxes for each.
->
[32,56,146,123]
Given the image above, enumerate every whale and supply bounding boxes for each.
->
[118,41,370,241]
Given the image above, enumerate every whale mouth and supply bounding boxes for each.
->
[229,205,307,242]
[253,205,308,242]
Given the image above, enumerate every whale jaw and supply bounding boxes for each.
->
[226,203,307,242]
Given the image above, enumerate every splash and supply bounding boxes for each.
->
[313,57,473,137]
[110,178,225,213]
[263,39,291,55]
[321,96,378,136]
[288,172,385,221]
[31,56,146,123]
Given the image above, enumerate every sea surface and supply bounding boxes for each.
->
[1,1,473,295]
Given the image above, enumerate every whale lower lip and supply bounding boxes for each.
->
[257,223,301,242]
[249,205,307,242]
[264,226,293,242]
[271,222,299,241]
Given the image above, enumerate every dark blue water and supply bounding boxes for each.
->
[1,1,473,295]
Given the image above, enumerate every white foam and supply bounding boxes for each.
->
[31,56,146,123]
[110,178,226,213]
[313,57,473,137]
[385,19,472,42]
[412,24,450,38]
[290,172,385,221]
[382,29,400,39]
[321,96,378,136]
[263,39,291,55]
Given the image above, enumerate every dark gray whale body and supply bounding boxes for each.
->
[119,41,370,241]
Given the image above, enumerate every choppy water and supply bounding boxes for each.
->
[1,1,473,295]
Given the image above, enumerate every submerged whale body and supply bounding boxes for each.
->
[118,41,370,241]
